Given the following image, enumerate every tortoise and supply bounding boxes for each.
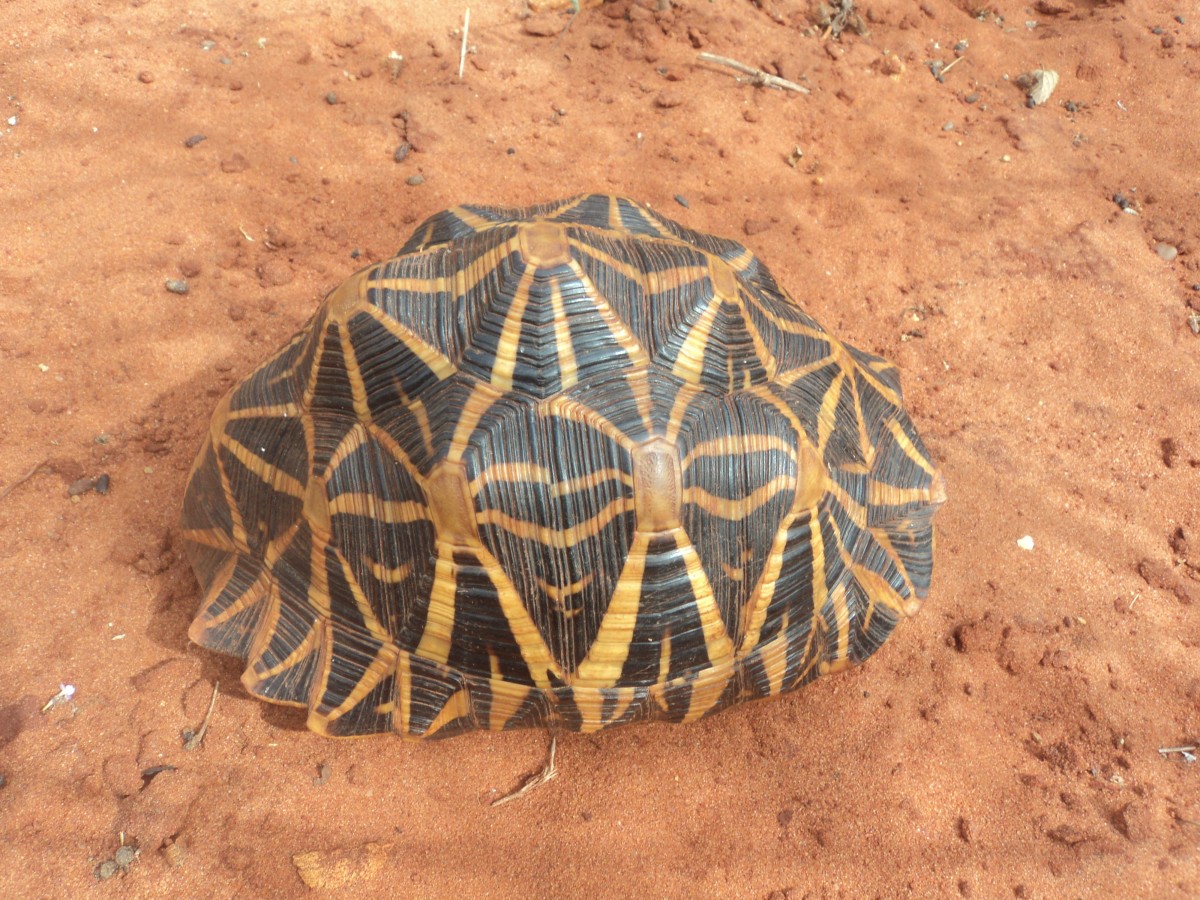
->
[180,194,945,740]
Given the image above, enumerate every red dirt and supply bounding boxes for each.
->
[2,0,1198,895]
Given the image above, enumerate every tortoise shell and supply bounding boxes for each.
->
[180,194,945,740]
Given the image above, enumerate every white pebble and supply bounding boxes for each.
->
[1016,535,1035,551]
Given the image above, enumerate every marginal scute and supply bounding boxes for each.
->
[180,193,944,740]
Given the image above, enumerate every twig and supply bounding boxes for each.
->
[0,459,47,503]
[697,52,810,94]
[457,6,470,81]
[183,682,220,751]
[491,736,558,806]
[940,55,965,78]
[1158,744,1197,762]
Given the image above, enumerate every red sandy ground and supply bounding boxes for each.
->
[2,0,1198,895]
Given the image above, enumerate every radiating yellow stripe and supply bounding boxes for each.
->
[864,526,918,610]
[337,553,389,640]
[681,475,796,519]
[369,559,412,584]
[856,362,903,408]
[485,661,532,731]
[426,687,473,736]
[663,382,705,443]
[476,497,634,548]
[777,356,836,388]
[446,383,503,464]
[816,370,844,454]
[397,650,413,734]
[323,641,399,724]
[227,403,303,420]
[549,281,579,390]
[471,543,561,687]
[572,531,651,687]
[250,618,321,682]
[338,324,372,422]
[489,267,537,392]
[734,509,798,654]
[535,571,595,607]
[885,419,939,478]
[731,288,780,381]
[671,295,721,385]
[359,303,457,381]
[415,543,459,664]
[472,463,633,498]
[681,434,798,469]
[328,492,429,524]
[675,539,735,667]
[215,439,252,554]
[194,557,268,629]
[179,526,237,552]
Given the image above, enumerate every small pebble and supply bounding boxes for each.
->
[1176,15,1186,24]
[94,474,111,495]
[1017,535,1035,551]
[165,278,189,295]
[1155,243,1178,262]
[96,861,118,880]
[94,433,111,444]
[183,134,207,148]
[522,13,561,37]
[964,92,980,104]
[114,845,137,869]
[325,92,338,105]
[674,195,689,208]
[137,71,154,84]
[406,174,425,186]
[942,121,955,131]
[1191,284,1200,292]
[350,248,361,259]
[654,90,684,109]
[1000,154,1011,162]
[393,142,411,163]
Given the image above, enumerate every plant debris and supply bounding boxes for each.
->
[1017,68,1059,107]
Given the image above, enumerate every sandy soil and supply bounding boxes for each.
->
[2,0,1198,895]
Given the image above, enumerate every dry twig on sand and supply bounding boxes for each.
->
[458,6,470,80]
[183,683,220,751]
[0,459,46,503]
[492,737,559,806]
[697,53,810,94]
